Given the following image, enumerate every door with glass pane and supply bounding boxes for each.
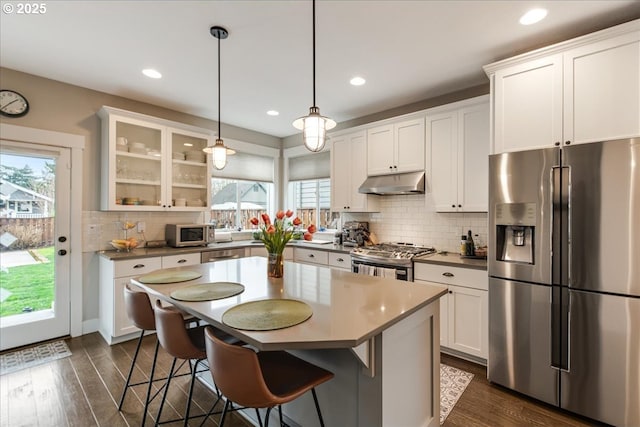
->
[0,141,71,350]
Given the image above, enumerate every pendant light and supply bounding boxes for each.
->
[292,0,336,152]
[203,26,233,170]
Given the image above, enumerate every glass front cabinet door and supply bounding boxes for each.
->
[99,106,212,211]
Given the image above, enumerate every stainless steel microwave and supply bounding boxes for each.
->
[165,224,215,247]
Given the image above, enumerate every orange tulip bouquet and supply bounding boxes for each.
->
[250,210,316,277]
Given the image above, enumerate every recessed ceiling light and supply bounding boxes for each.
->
[267,110,279,116]
[142,68,162,79]
[183,143,193,147]
[350,76,366,86]
[519,8,548,25]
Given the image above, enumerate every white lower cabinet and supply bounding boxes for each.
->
[293,248,351,271]
[414,263,488,360]
[294,248,329,265]
[327,252,351,271]
[99,252,200,345]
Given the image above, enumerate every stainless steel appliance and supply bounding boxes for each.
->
[351,243,436,281]
[201,247,245,263]
[488,138,640,427]
[358,171,425,195]
[165,224,215,247]
[341,221,370,247]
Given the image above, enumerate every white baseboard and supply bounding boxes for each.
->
[82,318,99,335]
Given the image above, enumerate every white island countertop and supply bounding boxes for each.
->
[132,256,447,351]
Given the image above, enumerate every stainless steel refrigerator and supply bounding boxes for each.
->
[488,138,640,427]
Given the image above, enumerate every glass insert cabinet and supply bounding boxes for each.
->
[99,106,212,211]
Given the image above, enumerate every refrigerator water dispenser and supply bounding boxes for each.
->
[495,203,536,264]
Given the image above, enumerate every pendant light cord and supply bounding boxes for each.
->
[218,34,221,138]
[312,0,316,108]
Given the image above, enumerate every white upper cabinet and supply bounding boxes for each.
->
[331,131,379,212]
[564,31,640,145]
[367,117,425,175]
[492,55,563,153]
[99,106,212,211]
[486,20,639,153]
[427,96,490,212]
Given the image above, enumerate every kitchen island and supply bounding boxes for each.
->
[132,256,447,427]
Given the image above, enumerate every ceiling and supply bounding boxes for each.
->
[1,1,639,139]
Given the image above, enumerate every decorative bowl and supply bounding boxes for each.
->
[110,238,142,252]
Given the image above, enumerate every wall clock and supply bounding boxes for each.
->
[0,90,30,117]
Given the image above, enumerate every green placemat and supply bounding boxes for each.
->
[137,270,202,284]
[222,299,313,331]
[170,282,245,302]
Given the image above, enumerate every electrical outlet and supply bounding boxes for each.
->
[137,221,145,233]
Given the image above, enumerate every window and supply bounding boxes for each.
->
[289,179,332,228]
[286,151,337,228]
[208,145,277,230]
[210,178,273,229]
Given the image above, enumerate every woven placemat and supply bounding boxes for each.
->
[137,270,202,284]
[222,299,312,331]
[170,282,245,302]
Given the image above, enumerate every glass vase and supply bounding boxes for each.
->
[267,252,284,278]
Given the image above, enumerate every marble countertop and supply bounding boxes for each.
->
[414,251,487,271]
[132,257,447,351]
[99,240,353,260]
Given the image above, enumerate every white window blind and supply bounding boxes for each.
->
[288,152,330,181]
[212,151,274,182]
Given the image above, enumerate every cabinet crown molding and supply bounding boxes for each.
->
[483,18,639,76]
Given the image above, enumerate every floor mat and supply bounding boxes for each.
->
[441,363,474,424]
[0,340,71,376]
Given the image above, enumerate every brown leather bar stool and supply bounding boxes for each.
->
[153,301,240,427]
[119,284,196,426]
[204,326,335,427]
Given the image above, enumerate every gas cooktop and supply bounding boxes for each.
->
[351,243,436,265]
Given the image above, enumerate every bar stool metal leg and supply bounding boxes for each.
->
[155,357,177,427]
[118,330,145,410]
[141,339,160,427]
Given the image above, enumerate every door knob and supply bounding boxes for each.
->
[58,236,67,243]
[58,249,67,256]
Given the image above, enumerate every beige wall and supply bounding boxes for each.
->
[0,67,282,211]
[282,83,489,149]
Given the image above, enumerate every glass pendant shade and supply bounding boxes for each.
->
[293,106,336,152]
[212,139,227,170]
[204,138,227,170]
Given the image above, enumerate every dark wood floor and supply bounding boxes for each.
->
[441,354,604,427]
[0,333,251,427]
[1,334,605,427]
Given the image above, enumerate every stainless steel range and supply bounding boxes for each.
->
[351,243,436,281]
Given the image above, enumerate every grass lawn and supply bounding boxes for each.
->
[0,246,55,317]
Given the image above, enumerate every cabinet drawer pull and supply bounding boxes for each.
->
[308,254,315,258]
[442,272,454,277]
[177,259,187,264]
[449,290,453,294]
[133,264,145,269]
[337,257,344,262]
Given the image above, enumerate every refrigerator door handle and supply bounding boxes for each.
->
[551,165,570,286]
[562,165,570,287]
[564,290,571,373]
[550,287,571,372]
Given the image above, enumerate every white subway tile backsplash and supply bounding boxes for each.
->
[346,194,488,253]
[82,210,203,252]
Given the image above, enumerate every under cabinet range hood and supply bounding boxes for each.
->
[358,171,425,195]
